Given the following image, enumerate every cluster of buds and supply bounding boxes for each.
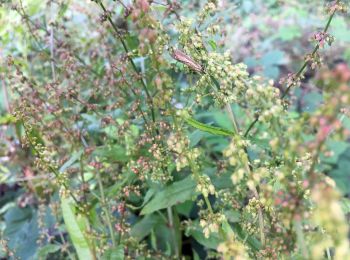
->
[305,52,323,70]
[246,77,284,122]
[223,136,250,167]
[279,73,302,90]
[326,1,348,14]
[312,31,334,48]
[310,177,350,259]
[199,212,225,238]
[217,235,249,259]
[196,174,215,198]
[167,132,200,171]
[197,1,218,24]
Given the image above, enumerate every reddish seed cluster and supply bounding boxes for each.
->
[2,0,349,259]
[313,31,332,48]
[89,161,103,170]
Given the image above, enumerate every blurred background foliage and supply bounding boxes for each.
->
[0,0,349,259]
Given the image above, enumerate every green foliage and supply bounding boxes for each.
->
[184,116,235,137]
[0,0,349,259]
[61,197,94,259]
[140,176,197,215]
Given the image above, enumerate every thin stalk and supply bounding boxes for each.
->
[225,103,240,133]
[22,124,81,205]
[245,4,340,136]
[1,76,11,113]
[326,248,332,260]
[203,196,214,214]
[18,0,42,47]
[244,117,258,137]
[79,155,88,205]
[209,75,266,245]
[49,1,56,82]
[169,106,217,221]
[224,103,266,246]
[167,207,179,258]
[96,170,116,247]
[98,2,156,124]
[282,2,338,98]
[295,220,308,258]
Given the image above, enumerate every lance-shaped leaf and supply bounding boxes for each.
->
[184,116,235,137]
[140,176,197,215]
[61,196,94,260]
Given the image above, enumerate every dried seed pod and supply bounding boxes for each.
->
[171,49,203,73]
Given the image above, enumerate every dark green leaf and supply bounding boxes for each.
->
[140,176,197,215]
[130,214,162,242]
[185,223,220,249]
[102,245,124,260]
[93,145,128,163]
[37,244,61,259]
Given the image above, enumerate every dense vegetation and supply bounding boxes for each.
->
[0,0,350,259]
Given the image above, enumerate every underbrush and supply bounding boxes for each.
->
[0,0,349,259]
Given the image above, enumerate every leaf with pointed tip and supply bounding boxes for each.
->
[140,176,197,215]
[184,117,234,137]
[60,197,94,260]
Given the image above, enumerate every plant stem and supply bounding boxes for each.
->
[22,124,81,205]
[209,75,266,245]
[98,1,156,124]
[167,207,179,258]
[1,76,11,113]
[244,3,339,136]
[225,103,240,133]
[49,0,56,82]
[96,170,116,247]
[295,220,308,258]
[224,103,266,246]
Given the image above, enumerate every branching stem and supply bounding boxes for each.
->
[244,3,340,136]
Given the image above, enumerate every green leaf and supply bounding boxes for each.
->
[93,144,128,163]
[59,149,84,173]
[340,198,350,214]
[140,176,197,215]
[224,210,241,223]
[232,224,261,251]
[321,140,349,164]
[58,3,69,18]
[0,114,16,125]
[261,50,285,66]
[185,223,220,249]
[102,245,124,260]
[130,214,162,242]
[208,40,217,51]
[277,25,301,41]
[189,130,208,147]
[3,207,39,259]
[184,117,234,137]
[175,200,194,217]
[60,196,94,260]
[37,244,61,259]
